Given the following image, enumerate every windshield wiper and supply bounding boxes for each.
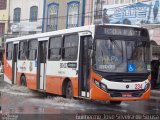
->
[109,37,123,53]
[109,37,124,62]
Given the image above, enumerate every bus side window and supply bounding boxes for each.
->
[19,41,28,60]
[48,36,62,60]
[6,42,13,60]
[28,39,38,60]
[63,34,79,61]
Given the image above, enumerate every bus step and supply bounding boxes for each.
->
[38,89,46,92]
[81,91,90,98]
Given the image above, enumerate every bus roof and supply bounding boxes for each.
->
[6,24,143,43]
[6,25,95,43]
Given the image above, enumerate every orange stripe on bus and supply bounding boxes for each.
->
[3,56,12,82]
[17,72,78,97]
[17,72,37,90]
[45,75,78,97]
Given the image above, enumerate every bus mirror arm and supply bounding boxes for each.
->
[88,44,92,49]
[89,49,93,58]
[88,43,93,58]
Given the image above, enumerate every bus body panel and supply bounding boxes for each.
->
[17,60,37,90]
[45,76,78,97]
[17,72,37,90]
[25,73,37,90]
[90,81,150,101]
[90,70,150,101]
[4,59,12,84]
[45,75,63,95]
[45,60,78,96]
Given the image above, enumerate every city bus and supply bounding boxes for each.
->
[4,24,151,104]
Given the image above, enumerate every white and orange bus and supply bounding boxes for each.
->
[4,24,151,104]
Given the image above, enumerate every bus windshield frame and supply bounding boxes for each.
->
[93,25,150,74]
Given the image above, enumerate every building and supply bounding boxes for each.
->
[0,0,9,46]
[84,0,93,25]
[92,0,160,59]
[43,0,85,32]
[9,0,44,35]
[0,0,9,60]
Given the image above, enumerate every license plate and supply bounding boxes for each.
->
[122,93,132,97]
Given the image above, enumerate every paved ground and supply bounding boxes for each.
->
[1,76,160,120]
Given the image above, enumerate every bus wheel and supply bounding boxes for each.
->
[66,81,73,99]
[21,75,27,87]
[109,101,121,105]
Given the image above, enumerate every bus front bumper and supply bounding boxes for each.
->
[90,79,151,101]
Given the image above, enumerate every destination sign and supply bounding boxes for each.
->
[96,26,148,37]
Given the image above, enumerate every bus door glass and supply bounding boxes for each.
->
[12,43,18,84]
[37,39,48,90]
[78,35,92,97]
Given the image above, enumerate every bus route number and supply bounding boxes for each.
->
[60,63,67,68]
[135,84,142,90]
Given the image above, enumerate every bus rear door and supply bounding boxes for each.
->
[12,42,18,84]
[78,32,92,98]
[37,37,48,91]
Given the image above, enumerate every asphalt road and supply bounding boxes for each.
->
[0,77,160,120]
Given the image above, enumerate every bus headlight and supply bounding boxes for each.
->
[144,82,150,91]
[100,83,108,92]
[94,79,108,92]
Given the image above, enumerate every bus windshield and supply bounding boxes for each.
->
[94,38,150,73]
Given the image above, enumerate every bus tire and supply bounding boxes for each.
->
[66,81,73,99]
[109,101,121,105]
[20,75,27,87]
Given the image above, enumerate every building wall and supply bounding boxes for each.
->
[0,0,9,34]
[9,0,44,35]
[84,0,93,25]
[93,0,160,45]
[0,0,9,47]
[44,0,84,32]
[92,0,160,60]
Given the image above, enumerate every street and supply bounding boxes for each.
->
[0,77,160,120]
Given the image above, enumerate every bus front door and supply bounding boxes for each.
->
[37,40,48,90]
[12,44,18,84]
[78,35,92,98]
